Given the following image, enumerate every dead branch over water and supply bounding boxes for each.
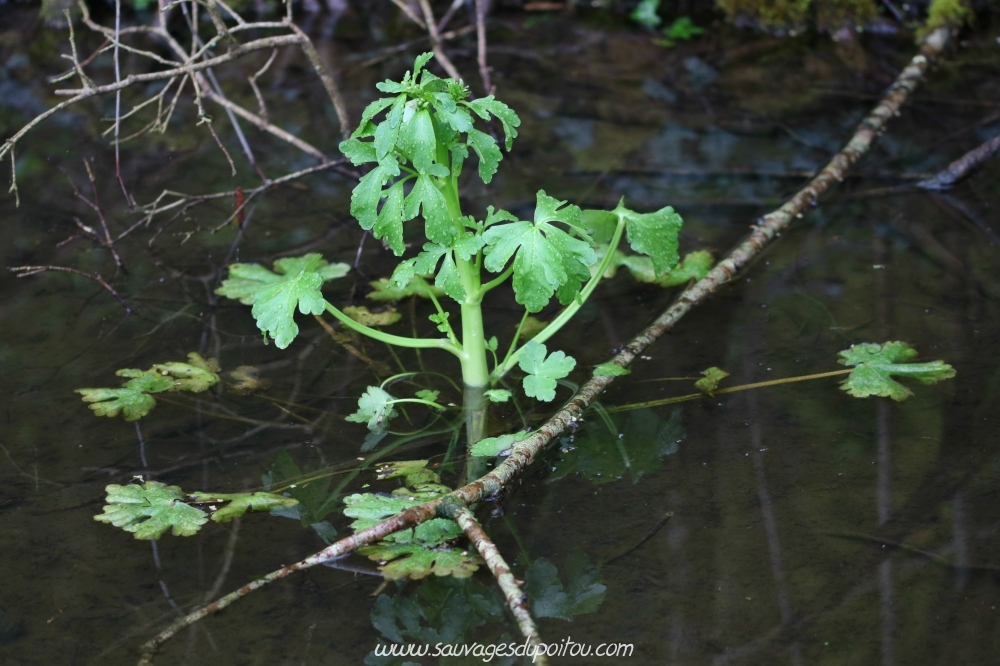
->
[135,25,954,666]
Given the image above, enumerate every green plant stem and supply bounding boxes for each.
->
[323,302,461,355]
[493,216,627,378]
[478,264,514,297]
[388,398,449,411]
[604,368,852,413]
[499,309,531,373]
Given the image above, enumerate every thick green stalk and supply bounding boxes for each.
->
[439,174,491,389]
[492,216,628,378]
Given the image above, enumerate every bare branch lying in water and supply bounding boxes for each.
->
[916,132,1000,190]
[133,26,953,666]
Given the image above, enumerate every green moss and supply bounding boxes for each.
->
[919,0,971,35]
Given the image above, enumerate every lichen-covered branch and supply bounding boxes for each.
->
[439,497,547,665]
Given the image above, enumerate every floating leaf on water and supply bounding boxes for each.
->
[76,369,173,421]
[189,491,298,523]
[151,352,220,393]
[358,542,480,580]
[593,362,630,378]
[95,481,207,539]
[342,305,402,327]
[838,341,956,401]
[694,366,729,395]
[470,430,530,457]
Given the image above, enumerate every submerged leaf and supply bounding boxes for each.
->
[366,276,444,302]
[695,367,729,395]
[484,389,512,403]
[518,340,576,402]
[593,362,630,378]
[470,430,530,457]
[345,386,399,433]
[342,305,402,327]
[838,341,956,401]
[95,481,208,540]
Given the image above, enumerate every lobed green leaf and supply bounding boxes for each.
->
[95,481,208,540]
[518,340,576,402]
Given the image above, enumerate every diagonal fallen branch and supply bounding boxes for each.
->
[135,27,953,665]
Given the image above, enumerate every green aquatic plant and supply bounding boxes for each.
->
[346,460,480,580]
[217,52,709,440]
[837,341,956,400]
[76,352,220,421]
[94,480,295,540]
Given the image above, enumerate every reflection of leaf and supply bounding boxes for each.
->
[95,481,208,540]
[550,409,684,484]
[367,576,504,660]
[694,366,729,395]
[189,491,298,523]
[470,430,530,457]
[524,549,606,621]
[518,340,576,402]
[838,341,956,401]
[343,305,402,327]
[600,249,712,287]
[261,452,338,527]
[76,369,173,421]
[346,386,399,434]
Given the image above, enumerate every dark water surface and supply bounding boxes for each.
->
[1,6,999,665]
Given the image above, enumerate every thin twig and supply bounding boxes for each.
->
[916,132,1000,190]
[417,0,463,81]
[133,27,952,665]
[9,265,131,311]
[390,0,426,28]
[476,0,492,94]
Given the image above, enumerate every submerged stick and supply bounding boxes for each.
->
[135,27,952,664]
[439,497,547,664]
